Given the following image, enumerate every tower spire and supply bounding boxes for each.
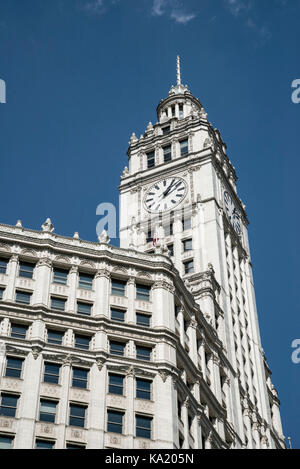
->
[177,55,181,86]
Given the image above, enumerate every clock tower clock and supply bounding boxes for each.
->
[119,57,285,449]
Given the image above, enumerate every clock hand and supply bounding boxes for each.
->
[163,179,176,198]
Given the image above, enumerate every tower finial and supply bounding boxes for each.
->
[177,55,181,86]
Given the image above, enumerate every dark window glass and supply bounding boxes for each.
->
[136,313,150,328]
[74,335,90,350]
[111,308,125,323]
[184,260,194,275]
[183,239,193,252]
[53,268,68,285]
[0,288,4,300]
[79,273,93,290]
[183,217,192,231]
[147,151,155,169]
[19,262,35,279]
[108,374,124,395]
[111,279,126,296]
[51,297,66,311]
[0,435,14,449]
[11,324,28,340]
[0,394,19,417]
[107,411,123,434]
[146,229,153,243]
[172,105,176,116]
[16,291,31,305]
[110,341,125,357]
[168,244,174,256]
[77,302,92,316]
[66,444,86,449]
[136,346,151,361]
[136,415,152,439]
[136,284,150,302]
[5,357,23,378]
[179,104,184,119]
[180,139,189,156]
[36,440,55,449]
[162,126,170,135]
[69,404,86,428]
[39,400,57,423]
[72,368,88,389]
[44,363,61,384]
[47,330,63,345]
[0,258,8,275]
[163,145,172,163]
[136,379,151,400]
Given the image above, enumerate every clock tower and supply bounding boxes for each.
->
[119,58,285,448]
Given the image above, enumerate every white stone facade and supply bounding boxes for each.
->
[0,71,285,449]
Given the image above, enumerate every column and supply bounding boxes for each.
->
[177,308,185,347]
[182,399,190,449]
[152,281,175,330]
[252,421,261,449]
[32,258,52,306]
[223,377,233,424]
[198,337,206,380]
[155,373,177,448]
[56,358,72,449]
[30,319,46,351]
[87,362,107,448]
[94,269,110,318]
[173,213,183,273]
[67,266,78,313]
[127,278,136,324]
[243,406,253,449]
[125,368,135,447]
[4,254,18,301]
[195,415,203,449]
[187,319,198,366]
[0,341,6,388]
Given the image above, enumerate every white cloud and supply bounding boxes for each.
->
[151,0,196,25]
[152,0,167,17]
[170,10,196,24]
[226,0,251,17]
[83,0,106,14]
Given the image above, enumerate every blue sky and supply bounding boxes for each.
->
[0,0,300,448]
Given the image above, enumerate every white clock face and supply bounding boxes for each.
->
[144,177,187,213]
[224,191,242,237]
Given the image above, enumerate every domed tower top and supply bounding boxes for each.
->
[156,56,203,123]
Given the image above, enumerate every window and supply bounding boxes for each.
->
[19,262,35,279]
[164,223,173,237]
[0,288,4,300]
[10,324,28,340]
[44,363,61,385]
[0,258,8,275]
[5,357,23,378]
[77,302,92,316]
[47,330,64,345]
[162,126,170,135]
[179,104,184,119]
[147,151,155,169]
[79,273,93,290]
[0,394,19,417]
[180,139,189,156]
[36,440,55,449]
[136,346,151,361]
[107,410,124,434]
[111,308,125,323]
[108,374,124,395]
[136,313,150,328]
[167,244,174,257]
[183,239,193,252]
[110,341,125,357]
[183,217,191,231]
[136,415,152,439]
[72,368,88,389]
[146,229,153,243]
[16,291,31,305]
[39,400,57,423]
[136,284,150,302]
[136,379,151,400]
[163,145,172,163]
[111,279,126,297]
[74,335,90,351]
[53,268,68,285]
[66,443,86,449]
[172,105,176,117]
[184,260,194,275]
[51,297,66,311]
[0,435,14,449]
[69,404,86,428]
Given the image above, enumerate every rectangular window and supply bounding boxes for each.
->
[78,273,93,290]
[74,335,90,351]
[39,400,57,423]
[66,443,86,449]
[77,302,92,316]
[110,341,125,357]
[51,297,66,311]
[136,313,150,328]
[184,260,194,275]
[47,330,64,345]
[0,258,8,275]
[167,244,174,257]
[69,404,86,428]
[136,415,152,439]
[72,368,88,389]
[183,239,193,252]
[164,223,173,237]
[163,145,172,163]
[179,104,184,119]
[5,357,23,379]
[0,288,4,300]
[172,105,176,116]
[107,410,124,434]
[136,284,150,302]
[111,308,125,323]
[136,346,151,361]
[162,126,170,135]
[180,139,189,156]
[108,374,124,395]
[183,217,192,231]
[136,379,151,400]
[10,324,28,340]
[15,291,31,305]
[147,151,155,169]
[19,262,35,279]
[111,279,126,297]
[0,394,19,417]
[44,363,61,385]
[146,229,153,243]
[53,268,69,285]
[35,440,55,449]
[0,435,14,449]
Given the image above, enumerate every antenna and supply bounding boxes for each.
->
[177,55,181,86]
